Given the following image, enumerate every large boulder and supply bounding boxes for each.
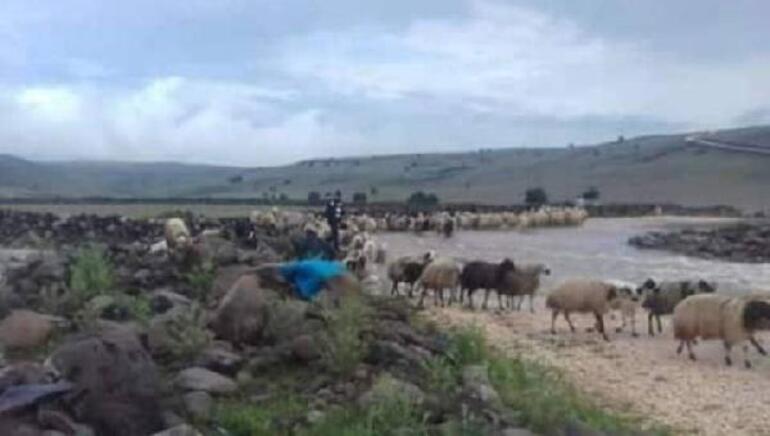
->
[46,328,164,436]
[209,275,277,346]
[0,310,56,350]
[174,368,237,395]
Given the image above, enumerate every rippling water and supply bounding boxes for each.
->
[379,217,770,294]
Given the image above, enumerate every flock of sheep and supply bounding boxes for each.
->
[248,205,590,237]
[386,251,770,369]
[165,209,770,371]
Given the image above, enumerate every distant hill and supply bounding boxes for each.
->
[1,125,770,211]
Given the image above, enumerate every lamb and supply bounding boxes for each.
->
[500,263,550,313]
[605,279,642,337]
[459,259,516,310]
[416,257,461,308]
[164,218,192,252]
[673,294,770,368]
[387,251,435,298]
[640,279,717,336]
[545,279,619,341]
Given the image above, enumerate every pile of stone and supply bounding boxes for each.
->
[629,222,770,263]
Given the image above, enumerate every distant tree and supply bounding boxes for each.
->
[283,179,292,185]
[228,175,243,184]
[407,191,439,209]
[307,191,322,205]
[568,143,575,149]
[308,161,315,168]
[582,186,600,201]
[525,187,548,208]
[352,192,368,205]
[279,193,289,202]
[592,149,601,157]
[617,135,625,143]
[465,181,471,190]
[370,186,378,196]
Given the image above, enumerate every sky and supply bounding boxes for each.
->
[1,0,769,166]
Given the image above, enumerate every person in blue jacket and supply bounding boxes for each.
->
[277,259,347,301]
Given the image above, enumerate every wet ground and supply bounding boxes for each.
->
[379,217,770,294]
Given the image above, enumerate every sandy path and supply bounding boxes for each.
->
[425,298,770,436]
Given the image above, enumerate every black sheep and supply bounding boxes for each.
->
[460,259,516,309]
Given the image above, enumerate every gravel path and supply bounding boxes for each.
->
[427,300,770,436]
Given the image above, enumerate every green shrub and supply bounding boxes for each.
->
[216,396,305,436]
[163,303,211,362]
[319,295,371,376]
[68,246,115,305]
[185,263,216,303]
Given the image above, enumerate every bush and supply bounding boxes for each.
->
[406,191,439,210]
[582,187,600,201]
[352,192,368,205]
[319,295,371,376]
[524,187,548,208]
[184,264,216,303]
[69,246,115,305]
[163,303,211,362]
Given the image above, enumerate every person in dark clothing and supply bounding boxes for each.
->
[294,226,336,260]
[324,191,345,251]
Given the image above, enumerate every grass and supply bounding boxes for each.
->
[68,245,115,305]
[214,318,671,436]
[185,263,217,302]
[319,295,371,376]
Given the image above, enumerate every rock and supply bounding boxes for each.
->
[358,373,425,408]
[291,334,320,362]
[150,290,191,315]
[502,428,538,436]
[195,346,243,376]
[210,275,278,346]
[37,410,94,436]
[462,365,501,405]
[150,424,203,436]
[47,329,164,436]
[183,391,212,421]
[306,410,325,424]
[0,363,54,389]
[175,368,237,394]
[0,310,55,349]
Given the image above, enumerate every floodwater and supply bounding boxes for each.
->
[379,217,770,294]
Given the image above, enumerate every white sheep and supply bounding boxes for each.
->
[605,279,642,337]
[164,218,192,252]
[546,279,619,341]
[416,257,460,308]
[673,294,770,368]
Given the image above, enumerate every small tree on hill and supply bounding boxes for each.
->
[582,187,600,201]
[407,191,439,210]
[352,192,368,205]
[307,191,321,205]
[525,187,548,208]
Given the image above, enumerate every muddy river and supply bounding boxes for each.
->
[379,217,770,294]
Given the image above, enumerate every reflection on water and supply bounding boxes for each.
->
[380,217,770,294]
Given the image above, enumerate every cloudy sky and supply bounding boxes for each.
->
[1,0,769,166]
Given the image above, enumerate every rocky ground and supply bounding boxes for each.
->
[628,221,770,263]
[0,209,564,436]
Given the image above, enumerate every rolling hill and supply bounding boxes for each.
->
[1,125,770,211]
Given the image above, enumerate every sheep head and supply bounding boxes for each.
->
[743,300,770,330]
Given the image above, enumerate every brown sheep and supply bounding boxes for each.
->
[546,279,619,341]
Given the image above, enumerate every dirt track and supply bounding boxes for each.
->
[426,299,770,436]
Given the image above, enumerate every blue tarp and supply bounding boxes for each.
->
[279,260,346,300]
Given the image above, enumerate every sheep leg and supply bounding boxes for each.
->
[516,296,524,311]
[459,288,465,304]
[550,310,559,334]
[529,294,535,314]
[595,312,609,341]
[482,289,491,310]
[724,342,733,366]
[497,292,504,311]
[408,283,415,299]
[647,312,655,336]
[391,281,399,296]
[676,340,685,355]
[750,337,767,355]
[418,288,427,308]
[630,312,638,338]
[563,312,576,333]
[686,341,696,361]
[655,314,663,334]
[616,313,626,333]
[743,344,752,369]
